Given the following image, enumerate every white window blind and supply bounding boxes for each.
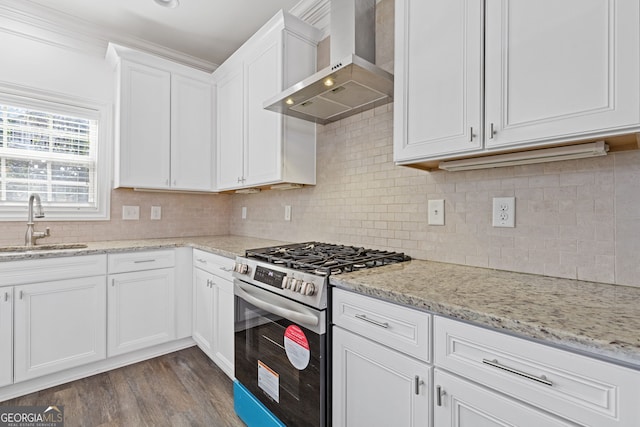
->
[0,86,110,221]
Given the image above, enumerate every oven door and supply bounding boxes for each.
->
[234,280,326,427]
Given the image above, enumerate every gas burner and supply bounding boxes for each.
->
[245,242,410,277]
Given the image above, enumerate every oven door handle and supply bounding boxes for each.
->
[235,282,319,327]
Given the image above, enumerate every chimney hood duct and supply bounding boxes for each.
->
[264,0,393,125]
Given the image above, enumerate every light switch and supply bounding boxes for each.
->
[428,199,445,226]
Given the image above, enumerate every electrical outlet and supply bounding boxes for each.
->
[284,205,292,221]
[150,206,162,220]
[428,199,445,225]
[492,197,515,228]
[241,207,247,220]
[122,205,140,220]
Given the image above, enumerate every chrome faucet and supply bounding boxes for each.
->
[25,193,50,247]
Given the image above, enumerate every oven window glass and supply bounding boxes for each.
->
[235,294,325,427]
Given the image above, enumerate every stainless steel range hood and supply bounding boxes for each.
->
[264,0,393,125]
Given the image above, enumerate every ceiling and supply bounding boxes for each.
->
[10,0,305,67]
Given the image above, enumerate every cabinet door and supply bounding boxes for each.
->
[0,288,12,387]
[171,74,215,191]
[108,268,176,356]
[216,68,245,190]
[244,34,282,186]
[394,0,483,163]
[14,277,107,382]
[118,60,171,188]
[332,326,431,427]
[434,369,575,427]
[192,268,214,355]
[212,274,234,379]
[485,0,640,148]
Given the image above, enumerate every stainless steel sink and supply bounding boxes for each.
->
[0,243,88,253]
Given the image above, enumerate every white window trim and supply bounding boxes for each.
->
[0,82,111,221]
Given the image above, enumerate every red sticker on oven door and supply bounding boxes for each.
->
[284,325,310,370]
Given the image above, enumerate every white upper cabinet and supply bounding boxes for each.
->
[484,0,640,149]
[213,11,321,191]
[115,60,172,188]
[394,0,484,161]
[108,44,215,191]
[216,68,245,190]
[394,0,640,167]
[170,73,215,191]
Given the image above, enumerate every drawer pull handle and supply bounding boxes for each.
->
[414,375,424,395]
[354,314,389,329]
[196,258,207,264]
[436,385,445,406]
[134,259,156,264]
[219,267,233,272]
[482,359,553,386]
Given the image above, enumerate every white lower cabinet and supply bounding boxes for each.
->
[107,250,176,356]
[192,249,235,378]
[332,288,432,427]
[0,288,12,387]
[434,316,640,427]
[433,369,574,427]
[107,268,175,356]
[332,326,431,427]
[14,276,107,382]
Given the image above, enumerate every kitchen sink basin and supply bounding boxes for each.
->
[0,243,88,253]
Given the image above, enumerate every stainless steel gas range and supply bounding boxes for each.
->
[231,242,410,427]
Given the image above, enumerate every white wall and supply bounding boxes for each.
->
[0,31,114,103]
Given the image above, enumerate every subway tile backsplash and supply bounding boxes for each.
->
[230,103,640,287]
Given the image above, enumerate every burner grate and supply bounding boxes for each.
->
[245,242,410,276]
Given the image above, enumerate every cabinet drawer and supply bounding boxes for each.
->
[434,316,640,427]
[193,249,234,280]
[108,250,175,274]
[332,288,431,363]
[0,255,107,286]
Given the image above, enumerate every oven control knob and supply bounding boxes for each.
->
[292,279,302,292]
[281,276,290,289]
[234,263,249,275]
[300,282,316,296]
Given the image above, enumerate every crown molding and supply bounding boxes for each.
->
[289,0,330,38]
[0,0,218,71]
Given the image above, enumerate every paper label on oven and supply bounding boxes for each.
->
[257,360,279,403]
[284,325,310,370]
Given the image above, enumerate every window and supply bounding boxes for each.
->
[0,85,110,220]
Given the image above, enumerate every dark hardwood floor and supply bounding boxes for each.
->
[1,346,246,427]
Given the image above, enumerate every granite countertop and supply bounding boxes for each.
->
[330,259,640,369]
[3,236,638,369]
[0,235,287,261]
